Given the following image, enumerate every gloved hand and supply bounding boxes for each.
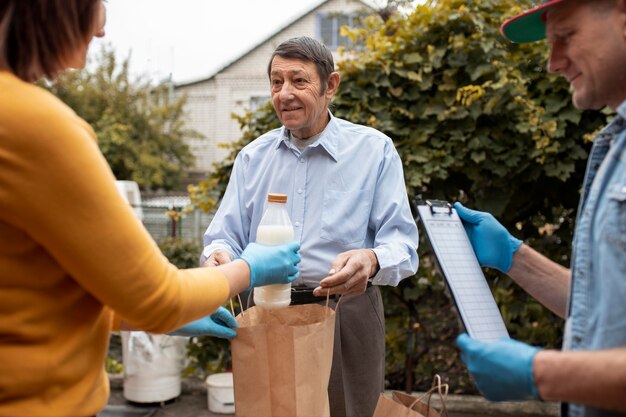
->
[239,241,301,288]
[456,333,540,401]
[169,307,238,339]
[453,202,522,273]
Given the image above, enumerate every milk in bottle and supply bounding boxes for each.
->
[253,193,295,309]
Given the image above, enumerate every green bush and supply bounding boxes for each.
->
[158,237,203,268]
[334,0,606,392]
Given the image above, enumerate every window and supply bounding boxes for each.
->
[317,13,361,50]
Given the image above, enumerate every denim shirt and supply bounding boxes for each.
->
[565,101,626,417]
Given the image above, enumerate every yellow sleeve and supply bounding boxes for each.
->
[3,82,230,333]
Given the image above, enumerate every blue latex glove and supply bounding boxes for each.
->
[456,333,540,401]
[169,307,238,339]
[453,202,522,273]
[239,241,301,288]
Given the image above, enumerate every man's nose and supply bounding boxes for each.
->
[547,43,565,74]
[279,82,295,100]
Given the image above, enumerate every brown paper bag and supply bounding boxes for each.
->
[231,303,335,417]
[373,375,449,417]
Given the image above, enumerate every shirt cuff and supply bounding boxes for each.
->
[201,244,235,265]
[371,246,408,286]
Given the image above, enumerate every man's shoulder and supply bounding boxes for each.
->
[239,127,284,156]
[331,117,394,150]
[332,117,392,142]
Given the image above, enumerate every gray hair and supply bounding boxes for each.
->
[267,36,335,95]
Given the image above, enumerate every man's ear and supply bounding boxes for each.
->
[325,72,341,98]
[618,0,626,39]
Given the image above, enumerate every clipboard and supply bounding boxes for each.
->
[416,200,509,342]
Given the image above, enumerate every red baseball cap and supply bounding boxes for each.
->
[500,0,568,43]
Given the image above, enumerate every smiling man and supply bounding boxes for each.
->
[201,36,419,417]
[453,1,626,416]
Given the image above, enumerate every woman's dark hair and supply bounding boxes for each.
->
[0,0,101,81]
[267,36,335,95]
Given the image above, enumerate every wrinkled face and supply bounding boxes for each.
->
[269,56,339,139]
[68,0,107,69]
[546,0,626,110]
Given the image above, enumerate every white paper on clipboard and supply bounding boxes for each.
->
[417,201,509,342]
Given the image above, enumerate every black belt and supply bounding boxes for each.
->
[290,287,330,305]
[290,282,373,306]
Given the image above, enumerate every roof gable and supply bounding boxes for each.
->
[175,0,374,89]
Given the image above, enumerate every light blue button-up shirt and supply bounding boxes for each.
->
[202,113,419,287]
[566,100,626,417]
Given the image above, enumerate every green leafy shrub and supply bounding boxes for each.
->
[334,0,607,392]
[158,237,203,268]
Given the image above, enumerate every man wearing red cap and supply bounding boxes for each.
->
[454,1,626,416]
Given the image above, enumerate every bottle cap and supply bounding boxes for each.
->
[267,193,287,203]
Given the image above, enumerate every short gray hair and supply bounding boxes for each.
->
[267,36,335,94]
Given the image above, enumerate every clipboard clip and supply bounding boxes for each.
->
[426,200,452,215]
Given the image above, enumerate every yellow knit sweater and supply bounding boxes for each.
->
[0,72,230,416]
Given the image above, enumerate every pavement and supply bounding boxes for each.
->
[101,374,560,417]
[100,375,232,417]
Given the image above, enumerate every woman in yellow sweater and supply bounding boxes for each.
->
[0,1,301,415]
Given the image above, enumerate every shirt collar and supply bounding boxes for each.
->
[276,111,339,162]
[593,102,626,146]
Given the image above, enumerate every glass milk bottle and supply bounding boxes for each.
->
[253,193,294,309]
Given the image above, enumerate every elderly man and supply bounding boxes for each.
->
[201,36,419,417]
[454,0,626,416]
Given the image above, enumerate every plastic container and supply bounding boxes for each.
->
[121,331,187,403]
[253,193,295,309]
[114,180,144,221]
[206,372,235,414]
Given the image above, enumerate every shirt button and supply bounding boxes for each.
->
[299,158,305,163]
[297,188,303,194]
[294,221,301,227]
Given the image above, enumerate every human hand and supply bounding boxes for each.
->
[239,241,301,288]
[169,307,238,339]
[313,249,377,296]
[456,333,540,401]
[202,250,233,267]
[454,202,522,273]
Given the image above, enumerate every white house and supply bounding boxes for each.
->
[174,0,375,178]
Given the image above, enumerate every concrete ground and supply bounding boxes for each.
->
[100,375,231,417]
[100,374,559,417]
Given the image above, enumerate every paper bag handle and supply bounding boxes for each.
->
[408,374,449,417]
[324,291,334,317]
[229,293,245,317]
[327,292,346,317]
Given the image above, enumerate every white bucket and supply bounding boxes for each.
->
[121,331,186,403]
[206,372,235,414]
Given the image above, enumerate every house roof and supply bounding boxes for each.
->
[174,0,375,89]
